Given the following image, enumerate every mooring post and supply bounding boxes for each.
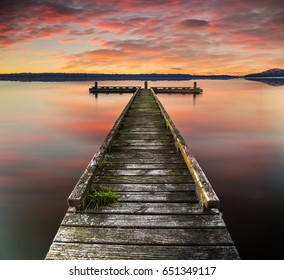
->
[144,81,148,89]
[94,81,98,88]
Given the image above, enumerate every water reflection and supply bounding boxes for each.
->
[244,78,284,86]
[157,79,284,259]
[0,81,132,259]
[1,79,284,259]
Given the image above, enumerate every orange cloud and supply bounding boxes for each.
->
[0,0,283,74]
[58,38,85,44]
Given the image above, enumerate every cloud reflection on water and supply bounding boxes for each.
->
[1,79,284,259]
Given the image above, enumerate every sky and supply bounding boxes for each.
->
[0,0,283,75]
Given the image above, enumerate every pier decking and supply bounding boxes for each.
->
[89,81,202,94]
[89,85,139,93]
[45,88,239,260]
[152,85,202,94]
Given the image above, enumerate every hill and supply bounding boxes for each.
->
[245,68,284,78]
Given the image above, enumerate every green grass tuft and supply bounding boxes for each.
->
[84,189,119,211]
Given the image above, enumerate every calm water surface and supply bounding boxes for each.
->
[0,79,283,259]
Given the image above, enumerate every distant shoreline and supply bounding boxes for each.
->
[0,73,284,82]
[1,68,283,82]
[0,73,240,82]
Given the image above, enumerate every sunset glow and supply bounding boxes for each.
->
[0,0,283,75]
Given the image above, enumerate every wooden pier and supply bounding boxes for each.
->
[45,88,239,260]
[89,81,202,94]
[152,82,202,94]
[89,81,139,94]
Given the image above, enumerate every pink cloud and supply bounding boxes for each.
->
[90,38,109,47]
[68,28,95,36]
[94,22,130,34]
[58,38,84,44]
[0,0,283,74]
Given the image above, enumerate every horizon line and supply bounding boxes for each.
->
[0,72,242,76]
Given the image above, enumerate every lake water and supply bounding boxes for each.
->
[0,79,283,260]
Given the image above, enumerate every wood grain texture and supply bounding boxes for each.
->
[101,163,189,169]
[72,202,210,214]
[91,183,196,192]
[93,175,195,184]
[112,191,198,202]
[46,243,239,260]
[54,227,234,245]
[61,213,226,228]
[97,169,191,176]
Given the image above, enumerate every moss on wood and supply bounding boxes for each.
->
[84,189,119,211]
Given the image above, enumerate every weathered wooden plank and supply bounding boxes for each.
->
[101,163,188,169]
[117,128,170,133]
[122,117,163,121]
[131,102,158,105]
[62,213,226,228]
[121,125,166,130]
[126,116,161,119]
[128,103,159,106]
[104,157,185,164]
[97,169,191,176]
[128,106,159,109]
[123,116,163,120]
[105,155,184,162]
[126,114,161,118]
[122,120,165,125]
[74,202,209,214]
[115,134,172,140]
[131,101,158,103]
[127,116,159,122]
[107,150,180,157]
[111,140,173,146]
[46,243,239,260]
[91,183,196,192]
[129,105,159,107]
[93,175,194,184]
[113,191,197,202]
[115,137,173,142]
[121,128,167,132]
[128,110,159,113]
[111,145,176,151]
[128,109,158,111]
[54,227,233,245]
[128,108,159,111]
[121,126,166,130]
[127,113,160,116]
[122,114,163,118]
[131,101,158,104]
